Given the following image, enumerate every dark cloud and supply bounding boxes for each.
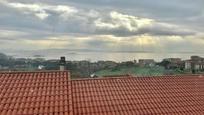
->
[63,0,204,17]
[0,1,200,37]
[0,0,203,52]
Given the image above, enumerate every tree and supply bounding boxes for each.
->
[0,53,9,66]
[0,53,8,60]
[158,60,171,69]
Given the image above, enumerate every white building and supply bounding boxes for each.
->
[184,60,191,70]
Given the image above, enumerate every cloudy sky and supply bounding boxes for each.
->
[0,0,204,53]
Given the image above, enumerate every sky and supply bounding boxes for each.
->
[0,0,204,53]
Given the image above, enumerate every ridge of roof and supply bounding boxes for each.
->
[72,74,204,81]
[0,70,70,74]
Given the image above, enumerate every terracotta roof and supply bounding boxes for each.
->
[0,71,204,115]
[72,75,204,115]
[0,71,72,115]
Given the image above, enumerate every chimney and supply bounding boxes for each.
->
[59,56,66,71]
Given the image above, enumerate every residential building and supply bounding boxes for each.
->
[138,59,155,67]
[163,58,182,69]
[184,56,204,71]
[0,71,203,115]
[191,56,202,62]
[184,60,191,70]
[164,58,182,63]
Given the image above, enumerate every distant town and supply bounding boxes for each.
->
[0,52,204,78]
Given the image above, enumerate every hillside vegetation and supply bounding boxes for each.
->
[95,66,183,77]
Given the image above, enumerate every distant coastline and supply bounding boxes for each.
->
[1,49,204,62]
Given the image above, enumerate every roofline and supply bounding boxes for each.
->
[0,70,70,74]
[72,75,134,81]
[72,74,204,81]
[1,70,203,81]
[134,74,204,77]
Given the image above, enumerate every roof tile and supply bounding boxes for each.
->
[1,71,204,115]
[72,75,204,115]
[0,71,72,115]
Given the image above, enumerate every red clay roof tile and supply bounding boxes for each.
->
[72,75,204,115]
[0,71,72,115]
[1,71,204,115]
